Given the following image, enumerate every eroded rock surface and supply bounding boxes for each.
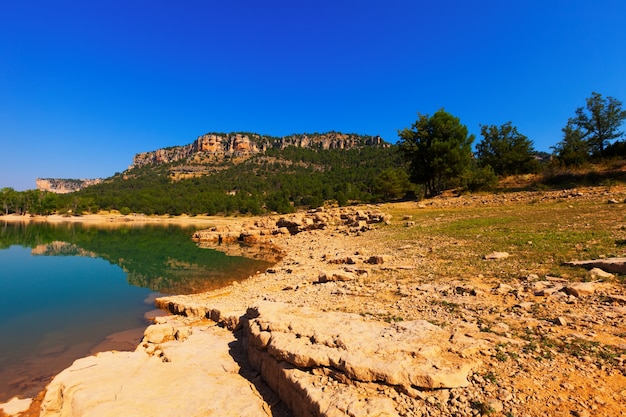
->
[245,301,486,416]
[39,318,271,417]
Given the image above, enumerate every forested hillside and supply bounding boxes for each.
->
[1,134,409,216]
[76,145,405,215]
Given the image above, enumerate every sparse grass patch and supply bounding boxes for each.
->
[382,200,622,281]
[483,371,498,384]
[432,299,460,312]
[470,400,495,415]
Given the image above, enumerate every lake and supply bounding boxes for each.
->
[0,220,274,402]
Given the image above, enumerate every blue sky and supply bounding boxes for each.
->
[1,1,625,190]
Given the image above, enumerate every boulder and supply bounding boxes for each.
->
[318,270,356,282]
[561,281,611,297]
[588,267,614,279]
[366,255,386,265]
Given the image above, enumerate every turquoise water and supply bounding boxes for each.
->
[0,221,273,401]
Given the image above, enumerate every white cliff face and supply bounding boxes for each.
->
[35,178,103,194]
[129,132,386,169]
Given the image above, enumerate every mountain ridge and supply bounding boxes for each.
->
[37,131,389,193]
[129,131,387,170]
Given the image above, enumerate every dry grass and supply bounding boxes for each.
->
[379,193,626,284]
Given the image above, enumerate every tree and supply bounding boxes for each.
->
[1,187,16,215]
[566,92,626,157]
[399,109,474,198]
[475,122,539,176]
[373,168,412,200]
[552,124,590,166]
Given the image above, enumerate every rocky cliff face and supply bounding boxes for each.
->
[36,178,103,194]
[130,132,386,169]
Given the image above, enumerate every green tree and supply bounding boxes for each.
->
[1,187,17,215]
[373,168,412,200]
[552,124,590,167]
[399,109,474,198]
[475,122,539,176]
[566,92,626,157]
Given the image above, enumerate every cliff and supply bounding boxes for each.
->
[36,178,103,194]
[129,132,386,169]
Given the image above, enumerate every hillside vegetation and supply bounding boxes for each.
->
[3,89,626,218]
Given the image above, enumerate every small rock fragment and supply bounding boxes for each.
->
[484,251,510,260]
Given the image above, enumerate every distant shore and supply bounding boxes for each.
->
[0,212,235,227]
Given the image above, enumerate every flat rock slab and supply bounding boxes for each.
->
[246,301,486,416]
[566,257,626,274]
[40,322,271,417]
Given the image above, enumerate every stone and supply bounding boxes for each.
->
[484,251,510,260]
[555,316,568,326]
[486,398,504,413]
[588,267,614,279]
[493,283,514,294]
[561,282,610,297]
[142,323,176,344]
[318,269,356,283]
[566,258,626,274]
[246,300,484,413]
[492,322,510,333]
[515,301,535,311]
[366,255,385,265]
[40,323,272,417]
[0,397,33,415]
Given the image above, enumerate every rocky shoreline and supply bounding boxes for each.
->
[2,192,626,417]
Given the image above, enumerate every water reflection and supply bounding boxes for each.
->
[0,220,276,402]
[0,221,275,294]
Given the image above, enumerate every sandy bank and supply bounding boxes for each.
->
[0,212,233,227]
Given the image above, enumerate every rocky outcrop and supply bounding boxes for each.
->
[130,132,387,169]
[245,301,485,416]
[192,207,392,244]
[39,300,488,417]
[35,178,103,194]
[39,316,273,417]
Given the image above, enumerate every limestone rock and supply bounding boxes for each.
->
[566,257,626,274]
[36,178,103,194]
[484,251,510,260]
[493,283,514,294]
[588,267,614,279]
[0,397,33,416]
[142,323,176,344]
[561,281,610,297]
[130,132,387,171]
[246,301,484,415]
[318,269,356,283]
[40,322,271,417]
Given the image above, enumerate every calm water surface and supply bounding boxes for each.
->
[0,221,273,402]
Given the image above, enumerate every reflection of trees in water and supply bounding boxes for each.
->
[0,221,275,294]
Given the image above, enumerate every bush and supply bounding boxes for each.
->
[461,165,498,192]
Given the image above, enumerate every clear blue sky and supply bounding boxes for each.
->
[1,1,625,190]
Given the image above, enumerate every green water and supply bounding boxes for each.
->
[0,221,273,401]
